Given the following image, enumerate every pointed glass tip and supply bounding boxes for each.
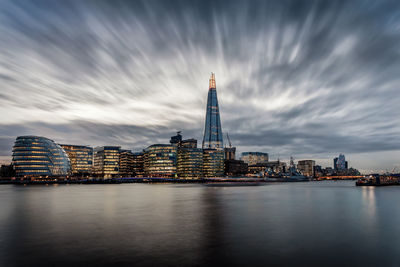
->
[209,72,216,89]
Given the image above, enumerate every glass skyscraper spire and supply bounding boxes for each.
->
[202,73,223,149]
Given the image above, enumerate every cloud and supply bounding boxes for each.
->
[0,0,400,172]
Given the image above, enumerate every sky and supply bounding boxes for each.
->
[0,0,400,173]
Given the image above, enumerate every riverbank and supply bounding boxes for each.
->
[0,177,310,185]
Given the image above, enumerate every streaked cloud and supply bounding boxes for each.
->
[0,0,400,172]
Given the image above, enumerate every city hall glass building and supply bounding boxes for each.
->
[60,144,93,176]
[202,73,223,150]
[12,136,71,177]
[144,144,177,177]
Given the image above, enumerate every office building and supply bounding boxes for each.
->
[177,147,203,178]
[224,159,248,176]
[181,139,197,148]
[170,132,183,145]
[202,73,223,150]
[334,154,348,171]
[12,136,71,177]
[132,152,144,177]
[241,152,269,165]
[144,144,177,177]
[297,160,315,177]
[94,146,120,178]
[203,149,224,177]
[119,150,134,177]
[60,144,93,176]
[170,132,197,148]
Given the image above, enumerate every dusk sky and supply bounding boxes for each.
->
[1,0,400,173]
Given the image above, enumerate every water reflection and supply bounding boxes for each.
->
[361,186,376,218]
[0,182,400,266]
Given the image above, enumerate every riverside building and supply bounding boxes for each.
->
[297,160,315,177]
[201,73,225,177]
[224,159,248,176]
[177,147,203,178]
[132,152,144,177]
[60,144,93,176]
[119,150,134,177]
[203,149,224,177]
[241,152,269,165]
[170,133,203,178]
[94,146,120,178]
[144,144,177,177]
[12,136,71,178]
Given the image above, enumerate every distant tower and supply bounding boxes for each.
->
[336,154,346,170]
[202,73,223,150]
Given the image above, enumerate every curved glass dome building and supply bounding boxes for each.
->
[12,136,71,177]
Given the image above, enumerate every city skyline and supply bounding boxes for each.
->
[1,0,400,173]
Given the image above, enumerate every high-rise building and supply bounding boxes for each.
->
[177,147,203,178]
[119,150,134,177]
[334,154,347,171]
[203,149,224,177]
[60,144,93,176]
[170,132,198,148]
[202,73,223,150]
[334,154,347,170]
[170,132,183,145]
[241,152,269,165]
[144,144,177,177]
[12,136,71,177]
[94,146,120,178]
[297,160,315,177]
[334,157,338,170]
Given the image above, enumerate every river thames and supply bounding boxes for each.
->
[0,181,399,266]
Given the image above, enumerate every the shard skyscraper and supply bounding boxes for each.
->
[202,73,223,149]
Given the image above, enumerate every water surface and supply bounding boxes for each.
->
[0,181,399,266]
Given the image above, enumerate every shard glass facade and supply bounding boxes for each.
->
[202,73,223,149]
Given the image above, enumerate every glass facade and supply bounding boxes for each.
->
[203,149,224,177]
[60,144,93,176]
[94,146,120,178]
[132,152,144,177]
[119,150,134,177]
[144,144,177,177]
[12,136,71,177]
[202,73,223,149]
[177,147,203,179]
